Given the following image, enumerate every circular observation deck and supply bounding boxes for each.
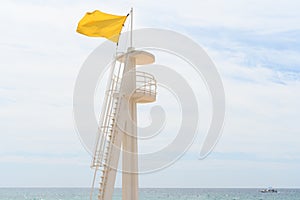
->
[131,71,157,103]
[116,50,155,65]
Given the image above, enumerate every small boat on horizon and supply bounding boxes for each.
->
[260,187,278,193]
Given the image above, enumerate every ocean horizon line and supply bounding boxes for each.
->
[1,187,300,189]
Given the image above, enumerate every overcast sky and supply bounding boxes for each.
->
[0,0,300,188]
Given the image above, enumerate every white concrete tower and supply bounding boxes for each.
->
[118,48,156,200]
[90,47,156,200]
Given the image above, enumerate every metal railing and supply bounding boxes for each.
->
[134,71,157,97]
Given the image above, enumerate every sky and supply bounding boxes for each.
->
[0,0,300,188]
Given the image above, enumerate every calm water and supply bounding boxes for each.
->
[0,188,300,200]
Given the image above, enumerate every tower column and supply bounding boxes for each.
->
[116,49,156,200]
[122,55,139,200]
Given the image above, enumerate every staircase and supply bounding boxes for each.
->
[91,60,124,200]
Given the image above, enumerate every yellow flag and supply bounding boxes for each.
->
[77,10,128,43]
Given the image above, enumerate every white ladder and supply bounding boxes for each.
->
[91,59,124,200]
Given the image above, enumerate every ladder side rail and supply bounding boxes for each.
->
[93,89,115,166]
[114,60,124,92]
[97,77,118,163]
[104,96,122,168]
[92,60,116,166]
[98,61,125,199]
[100,60,124,177]
[99,61,124,163]
[102,57,129,170]
[99,82,125,200]
[95,60,123,166]
[93,61,123,166]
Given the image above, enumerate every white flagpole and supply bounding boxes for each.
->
[130,7,133,48]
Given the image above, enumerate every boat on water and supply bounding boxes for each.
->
[260,187,278,193]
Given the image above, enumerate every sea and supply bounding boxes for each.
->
[0,188,300,200]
